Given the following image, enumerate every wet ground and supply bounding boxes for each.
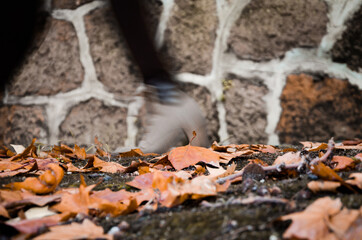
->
[1,147,361,240]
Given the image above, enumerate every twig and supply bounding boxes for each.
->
[310,138,335,165]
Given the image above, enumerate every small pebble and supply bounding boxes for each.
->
[103,175,112,181]
[260,179,265,183]
[107,226,120,235]
[269,234,278,240]
[256,186,269,196]
[307,173,318,180]
[118,221,130,231]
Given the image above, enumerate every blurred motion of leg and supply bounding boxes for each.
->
[111,0,209,153]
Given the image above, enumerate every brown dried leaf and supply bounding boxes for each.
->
[34,219,111,240]
[93,156,125,173]
[248,158,269,166]
[7,212,73,234]
[300,141,328,151]
[168,145,220,170]
[281,197,342,240]
[273,151,301,166]
[126,171,175,190]
[346,173,362,190]
[326,207,360,238]
[331,156,356,171]
[310,162,344,182]
[354,153,362,161]
[5,163,64,194]
[74,144,87,160]
[52,178,137,217]
[307,181,341,193]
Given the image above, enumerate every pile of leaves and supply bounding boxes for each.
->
[0,136,361,239]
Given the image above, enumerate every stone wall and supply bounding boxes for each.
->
[1,0,361,149]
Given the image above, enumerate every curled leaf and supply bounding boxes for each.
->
[5,163,64,194]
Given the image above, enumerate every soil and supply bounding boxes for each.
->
[1,146,361,240]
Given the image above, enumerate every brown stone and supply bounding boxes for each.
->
[59,98,127,150]
[0,105,48,146]
[332,6,362,72]
[84,6,143,98]
[224,77,268,144]
[160,0,218,75]
[8,19,83,96]
[277,74,362,144]
[52,0,94,10]
[228,0,328,61]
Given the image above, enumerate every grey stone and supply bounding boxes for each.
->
[8,19,83,96]
[0,105,48,146]
[59,98,128,151]
[332,6,362,72]
[277,74,362,144]
[224,76,268,144]
[85,6,142,99]
[228,0,328,61]
[160,0,218,75]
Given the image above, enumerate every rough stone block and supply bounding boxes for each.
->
[224,76,268,144]
[277,74,362,144]
[332,6,362,72]
[85,6,143,99]
[8,19,83,96]
[228,0,328,61]
[59,98,127,151]
[0,105,48,146]
[52,0,94,9]
[160,0,218,75]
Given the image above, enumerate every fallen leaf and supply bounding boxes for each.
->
[94,137,110,158]
[5,163,64,194]
[153,173,230,208]
[354,153,362,161]
[206,163,236,180]
[126,171,175,190]
[248,158,269,166]
[118,148,145,158]
[211,141,250,152]
[310,162,344,182]
[331,156,356,171]
[6,139,37,161]
[214,149,254,161]
[334,142,362,150]
[307,181,341,193]
[10,144,26,154]
[300,141,328,151]
[281,197,342,240]
[0,205,10,218]
[326,207,360,238]
[74,144,87,160]
[87,155,126,173]
[0,159,37,178]
[7,212,73,234]
[52,176,137,217]
[168,145,220,170]
[34,219,111,240]
[273,151,301,165]
[346,173,362,190]
[124,160,149,173]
